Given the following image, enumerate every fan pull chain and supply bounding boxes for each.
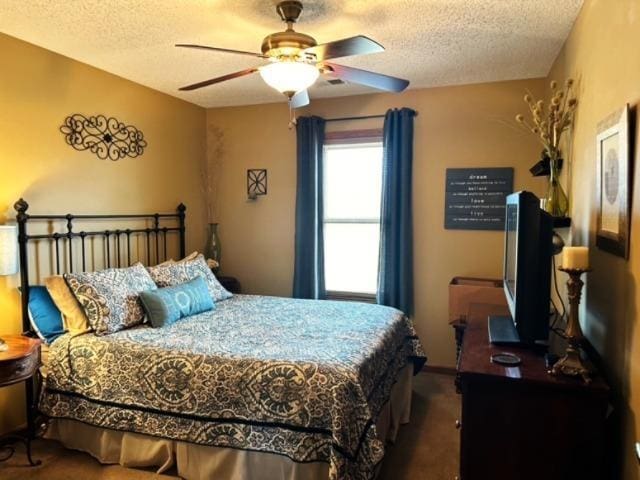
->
[288,101,297,130]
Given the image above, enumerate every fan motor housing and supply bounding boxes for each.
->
[277,1,304,23]
[261,30,317,58]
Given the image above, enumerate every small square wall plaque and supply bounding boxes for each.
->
[247,169,267,197]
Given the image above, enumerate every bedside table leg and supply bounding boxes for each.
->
[24,378,41,466]
[0,378,41,466]
[0,435,40,466]
[0,443,15,462]
[24,436,40,466]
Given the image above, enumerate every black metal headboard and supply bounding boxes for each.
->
[14,198,186,334]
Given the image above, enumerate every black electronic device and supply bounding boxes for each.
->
[489,191,553,346]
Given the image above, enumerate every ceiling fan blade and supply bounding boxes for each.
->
[303,36,384,61]
[321,62,409,93]
[179,68,259,91]
[290,89,310,108]
[176,44,268,59]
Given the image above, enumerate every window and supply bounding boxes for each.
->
[323,138,383,297]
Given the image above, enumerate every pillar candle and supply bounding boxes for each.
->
[562,246,589,270]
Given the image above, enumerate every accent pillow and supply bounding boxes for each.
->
[44,276,91,334]
[64,263,157,336]
[147,254,232,302]
[24,286,65,344]
[139,276,215,328]
[156,251,200,268]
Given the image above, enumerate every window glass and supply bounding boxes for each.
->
[323,142,383,294]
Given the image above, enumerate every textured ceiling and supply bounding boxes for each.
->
[0,0,583,108]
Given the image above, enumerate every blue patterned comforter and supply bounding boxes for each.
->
[40,295,426,480]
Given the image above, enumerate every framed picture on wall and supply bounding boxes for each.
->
[596,104,630,259]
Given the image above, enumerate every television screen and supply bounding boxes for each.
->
[504,203,518,302]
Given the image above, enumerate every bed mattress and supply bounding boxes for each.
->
[40,294,425,480]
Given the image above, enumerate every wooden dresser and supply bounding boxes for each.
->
[457,303,609,480]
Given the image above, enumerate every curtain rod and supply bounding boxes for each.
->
[325,111,418,123]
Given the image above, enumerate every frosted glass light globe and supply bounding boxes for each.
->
[259,61,319,95]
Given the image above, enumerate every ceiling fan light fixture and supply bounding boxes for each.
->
[259,61,319,96]
[176,1,410,101]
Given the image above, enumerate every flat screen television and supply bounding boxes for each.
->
[489,191,553,346]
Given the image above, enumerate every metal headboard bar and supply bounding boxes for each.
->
[27,213,180,219]
[24,227,181,240]
[14,198,187,334]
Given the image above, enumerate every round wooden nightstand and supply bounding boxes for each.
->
[0,335,41,466]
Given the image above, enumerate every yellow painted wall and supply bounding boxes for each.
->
[206,78,546,368]
[547,0,640,477]
[0,33,207,433]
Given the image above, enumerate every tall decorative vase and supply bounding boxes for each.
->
[544,152,569,217]
[205,223,221,273]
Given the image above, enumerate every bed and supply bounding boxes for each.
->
[15,200,425,480]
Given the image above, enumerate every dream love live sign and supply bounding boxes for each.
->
[444,167,514,231]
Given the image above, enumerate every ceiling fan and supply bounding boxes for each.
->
[176,0,410,108]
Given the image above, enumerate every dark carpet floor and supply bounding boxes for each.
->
[0,372,460,479]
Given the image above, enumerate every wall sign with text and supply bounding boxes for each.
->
[444,167,514,230]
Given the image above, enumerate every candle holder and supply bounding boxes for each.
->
[551,267,592,384]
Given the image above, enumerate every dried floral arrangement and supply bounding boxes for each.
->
[202,125,224,223]
[516,79,578,160]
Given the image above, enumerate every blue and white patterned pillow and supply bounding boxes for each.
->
[139,276,215,328]
[147,254,232,302]
[64,263,157,336]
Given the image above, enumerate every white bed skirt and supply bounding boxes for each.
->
[45,365,413,480]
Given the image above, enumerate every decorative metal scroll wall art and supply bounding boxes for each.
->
[247,169,267,200]
[60,114,147,161]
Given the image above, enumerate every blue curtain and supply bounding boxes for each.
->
[377,108,416,315]
[293,116,326,299]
